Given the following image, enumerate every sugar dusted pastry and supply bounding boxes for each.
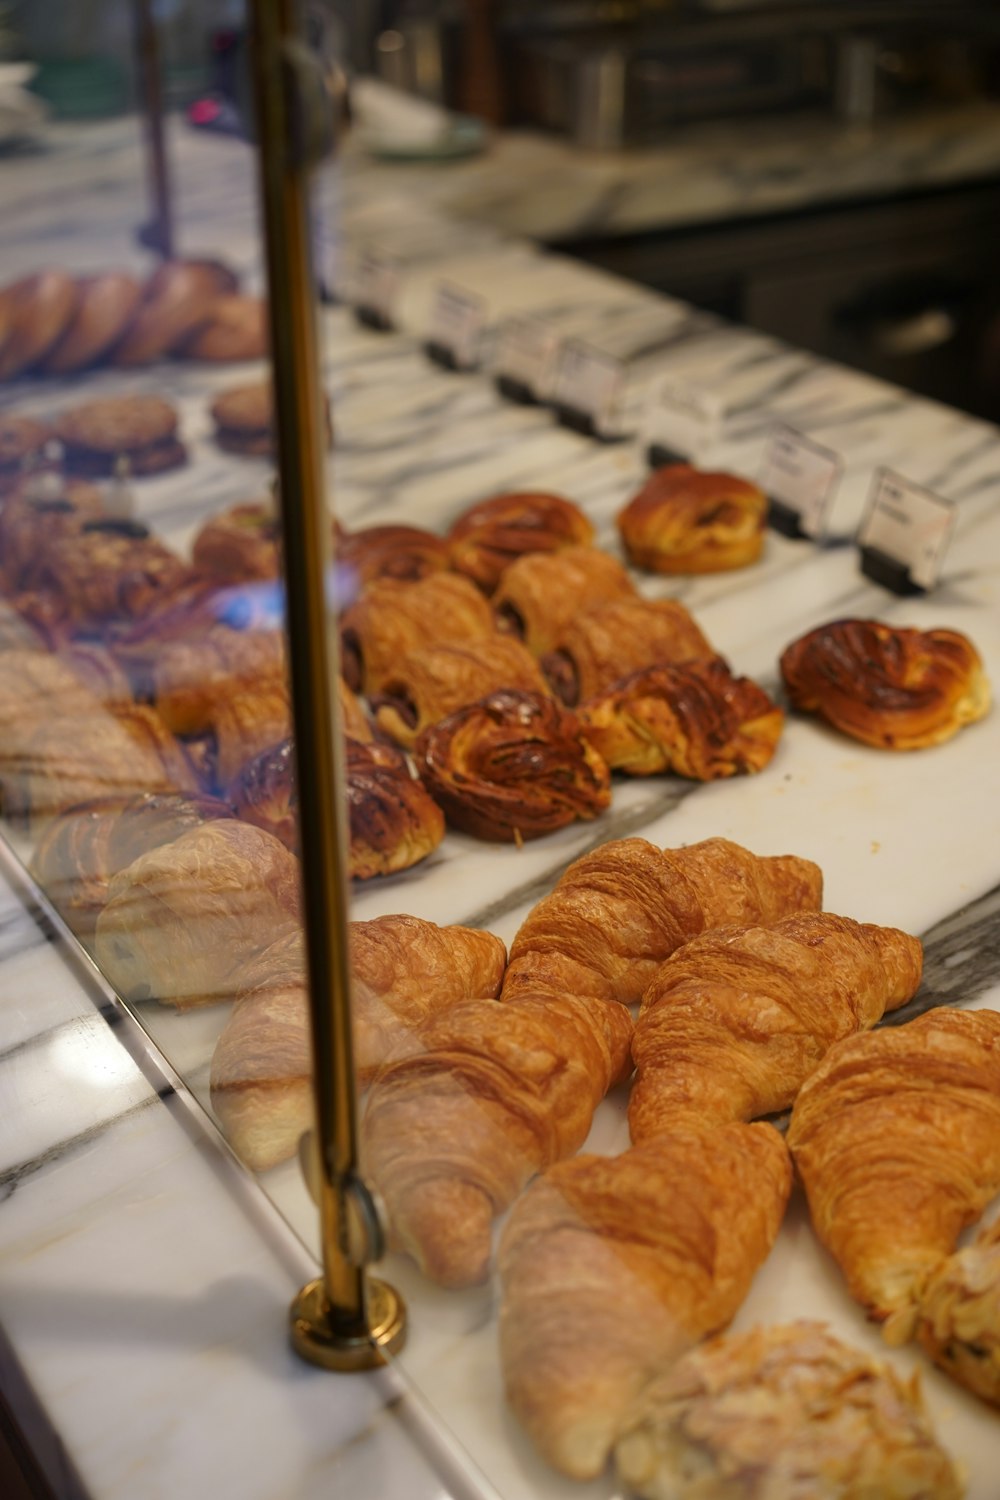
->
[780,617,990,750]
[617,462,767,574]
[372,636,549,750]
[94,820,302,1010]
[615,1321,963,1500]
[499,1126,791,1480]
[210,916,507,1169]
[502,836,823,1005]
[448,490,594,593]
[339,572,495,694]
[629,911,923,1143]
[579,656,783,777]
[541,597,714,707]
[414,688,611,842]
[788,1008,1000,1346]
[492,544,637,656]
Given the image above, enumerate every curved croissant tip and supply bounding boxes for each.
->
[403,1178,495,1289]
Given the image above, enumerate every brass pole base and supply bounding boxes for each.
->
[289,1277,407,1372]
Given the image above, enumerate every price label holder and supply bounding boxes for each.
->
[857,468,957,594]
[352,248,399,331]
[759,424,842,540]
[549,340,626,441]
[424,283,487,372]
[643,376,724,469]
[494,316,560,405]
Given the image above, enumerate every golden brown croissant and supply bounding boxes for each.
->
[336,522,450,593]
[414,688,611,842]
[191,502,280,583]
[210,916,507,1170]
[629,912,923,1143]
[780,618,990,750]
[916,1214,1000,1406]
[579,656,784,777]
[30,791,234,943]
[787,1008,1000,1345]
[492,544,637,656]
[339,572,495,694]
[541,597,714,707]
[0,475,104,594]
[501,836,823,1006]
[372,636,550,750]
[617,463,767,574]
[94,820,302,1010]
[447,491,595,593]
[614,1321,963,1500]
[361,990,633,1288]
[498,1124,792,1480]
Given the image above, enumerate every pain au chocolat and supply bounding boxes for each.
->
[340,572,495,695]
[493,545,637,656]
[541,597,714,707]
[617,463,767,574]
[780,617,990,749]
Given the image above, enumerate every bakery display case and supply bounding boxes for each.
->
[2,4,1000,1498]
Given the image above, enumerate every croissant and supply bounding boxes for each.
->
[579,656,784,777]
[541,597,714,707]
[210,915,507,1170]
[191,503,281,583]
[0,475,104,594]
[492,544,637,656]
[501,836,823,1006]
[30,791,234,943]
[339,572,495,694]
[372,636,550,750]
[614,1321,963,1500]
[93,820,302,1010]
[780,618,990,750]
[149,626,286,737]
[917,1214,1000,1406]
[447,491,595,593]
[414,688,611,842]
[206,682,290,792]
[498,1125,792,1480]
[361,990,633,1288]
[629,912,923,1143]
[617,463,767,574]
[336,522,450,594]
[787,1008,1000,1345]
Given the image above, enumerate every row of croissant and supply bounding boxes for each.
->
[46,806,999,1495]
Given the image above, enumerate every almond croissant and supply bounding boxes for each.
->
[498,1124,791,1480]
[361,990,633,1288]
[917,1213,1000,1407]
[787,1007,1000,1346]
[500,836,823,1006]
[629,911,923,1143]
[210,915,506,1171]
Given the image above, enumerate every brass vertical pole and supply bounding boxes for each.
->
[247,0,406,1370]
[133,0,175,259]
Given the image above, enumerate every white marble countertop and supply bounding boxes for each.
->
[1,115,1000,1500]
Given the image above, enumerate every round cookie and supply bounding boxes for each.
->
[210,382,273,457]
[54,395,187,477]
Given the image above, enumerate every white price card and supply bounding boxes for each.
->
[858,468,957,591]
[549,340,625,437]
[759,424,842,538]
[643,376,724,464]
[426,283,486,370]
[352,247,399,327]
[494,316,560,400]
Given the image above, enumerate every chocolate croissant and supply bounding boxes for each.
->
[209,915,506,1170]
[336,522,450,594]
[541,597,714,707]
[492,544,637,656]
[448,491,595,593]
[339,572,495,694]
[629,911,923,1143]
[615,1321,963,1500]
[414,688,611,842]
[93,820,302,1010]
[780,617,990,750]
[579,656,784,777]
[498,1125,791,1480]
[501,836,823,1006]
[372,636,549,750]
[362,990,633,1288]
[191,502,281,583]
[617,463,767,574]
[787,1008,1000,1346]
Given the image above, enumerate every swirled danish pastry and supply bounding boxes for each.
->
[617,463,767,574]
[448,491,594,593]
[780,617,990,749]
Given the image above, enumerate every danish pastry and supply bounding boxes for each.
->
[448,490,594,593]
[336,522,450,594]
[617,463,767,573]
